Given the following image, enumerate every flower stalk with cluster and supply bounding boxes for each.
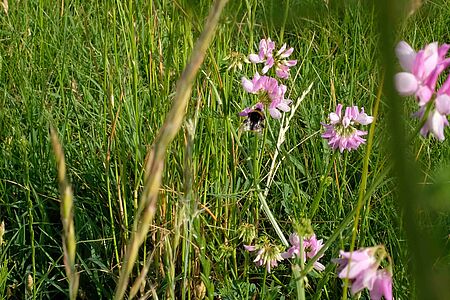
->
[395,41,450,140]
[281,233,326,272]
[240,38,297,128]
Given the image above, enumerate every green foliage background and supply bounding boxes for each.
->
[0,0,449,298]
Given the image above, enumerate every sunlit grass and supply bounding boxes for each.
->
[0,0,449,299]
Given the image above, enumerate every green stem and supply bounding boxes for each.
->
[294,238,305,300]
[280,0,290,42]
[342,76,383,299]
[309,151,338,218]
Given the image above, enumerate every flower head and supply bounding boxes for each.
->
[241,73,292,119]
[244,237,284,273]
[333,246,393,300]
[395,41,450,106]
[248,38,297,79]
[281,233,326,272]
[321,104,374,152]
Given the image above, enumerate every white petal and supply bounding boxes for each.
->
[269,108,282,119]
[248,53,262,63]
[430,110,446,141]
[241,77,254,93]
[356,113,374,125]
[329,112,340,123]
[395,41,416,72]
[277,102,291,112]
[436,94,450,115]
[394,72,418,96]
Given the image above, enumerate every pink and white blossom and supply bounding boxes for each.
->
[241,73,292,119]
[248,38,297,79]
[321,104,374,152]
[395,41,450,106]
[244,241,284,273]
[281,233,325,272]
[333,247,393,300]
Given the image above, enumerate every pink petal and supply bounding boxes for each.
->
[416,85,433,106]
[394,72,418,96]
[244,245,256,251]
[422,42,439,78]
[313,262,325,272]
[277,43,287,56]
[370,270,393,300]
[285,60,297,67]
[276,69,289,79]
[280,47,294,58]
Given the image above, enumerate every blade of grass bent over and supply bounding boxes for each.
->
[113,1,229,299]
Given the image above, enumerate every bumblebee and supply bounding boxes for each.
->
[241,107,265,133]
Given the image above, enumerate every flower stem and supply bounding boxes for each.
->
[309,151,338,218]
[294,237,306,300]
[342,75,383,299]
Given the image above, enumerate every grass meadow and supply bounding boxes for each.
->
[0,0,450,299]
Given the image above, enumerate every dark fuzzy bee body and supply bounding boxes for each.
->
[242,108,265,132]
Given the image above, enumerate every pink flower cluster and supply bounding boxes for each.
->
[241,73,292,119]
[240,38,297,124]
[281,233,325,271]
[334,247,392,300]
[395,41,450,140]
[244,233,326,274]
[321,104,374,152]
[248,38,297,79]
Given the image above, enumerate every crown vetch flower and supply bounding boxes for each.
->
[281,233,325,271]
[248,38,297,79]
[413,74,450,141]
[321,104,374,152]
[241,73,292,119]
[333,246,393,300]
[395,41,450,106]
[244,238,284,273]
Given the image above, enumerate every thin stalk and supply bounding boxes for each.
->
[25,152,36,299]
[280,0,290,42]
[309,151,338,218]
[294,237,305,300]
[257,189,288,246]
[342,75,383,299]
